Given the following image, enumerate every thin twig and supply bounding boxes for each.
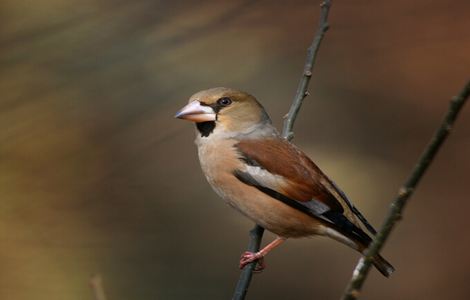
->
[232,225,265,300]
[341,80,470,300]
[90,274,108,300]
[231,1,333,299]
[282,0,332,141]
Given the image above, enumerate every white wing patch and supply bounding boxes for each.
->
[244,165,285,188]
[243,165,331,215]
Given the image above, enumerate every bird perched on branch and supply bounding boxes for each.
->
[175,87,394,277]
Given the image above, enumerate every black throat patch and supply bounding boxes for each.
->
[196,121,216,137]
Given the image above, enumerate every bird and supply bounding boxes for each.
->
[175,87,394,277]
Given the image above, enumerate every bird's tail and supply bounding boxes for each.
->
[372,254,395,277]
[321,225,395,277]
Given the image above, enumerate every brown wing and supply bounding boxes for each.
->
[235,138,344,213]
[235,138,378,236]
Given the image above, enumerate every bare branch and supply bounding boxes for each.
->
[90,274,108,300]
[232,225,265,300]
[341,80,470,300]
[232,1,333,299]
[282,0,332,141]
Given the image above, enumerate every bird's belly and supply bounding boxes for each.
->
[210,176,324,238]
[197,139,324,238]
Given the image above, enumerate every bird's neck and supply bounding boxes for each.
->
[196,121,216,137]
[195,121,279,145]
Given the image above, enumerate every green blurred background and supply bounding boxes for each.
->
[1,0,469,299]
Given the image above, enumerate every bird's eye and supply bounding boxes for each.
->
[217,97,232,106]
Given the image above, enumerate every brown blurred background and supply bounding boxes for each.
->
[1,0,469,299]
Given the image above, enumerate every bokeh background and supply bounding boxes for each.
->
[1,0,469,299]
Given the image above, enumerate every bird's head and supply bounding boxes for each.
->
[175,87,271,137]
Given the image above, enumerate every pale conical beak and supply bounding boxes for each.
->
[175,101,216,122]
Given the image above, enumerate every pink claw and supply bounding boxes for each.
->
[239,251,266,272]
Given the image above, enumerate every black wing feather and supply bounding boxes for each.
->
[233,169,372,246]
[329,180,378,235]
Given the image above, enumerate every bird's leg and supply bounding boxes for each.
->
[239,237,286,272]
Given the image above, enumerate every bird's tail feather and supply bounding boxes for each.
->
[373,254,395,277]
[321,226,395,277]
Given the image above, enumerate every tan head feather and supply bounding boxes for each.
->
[188,87,271,132]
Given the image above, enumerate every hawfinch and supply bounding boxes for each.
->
[175,87,394,277]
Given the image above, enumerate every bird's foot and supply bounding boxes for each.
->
[239,251,265,272]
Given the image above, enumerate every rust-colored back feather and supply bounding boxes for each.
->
[236,138,343,212]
